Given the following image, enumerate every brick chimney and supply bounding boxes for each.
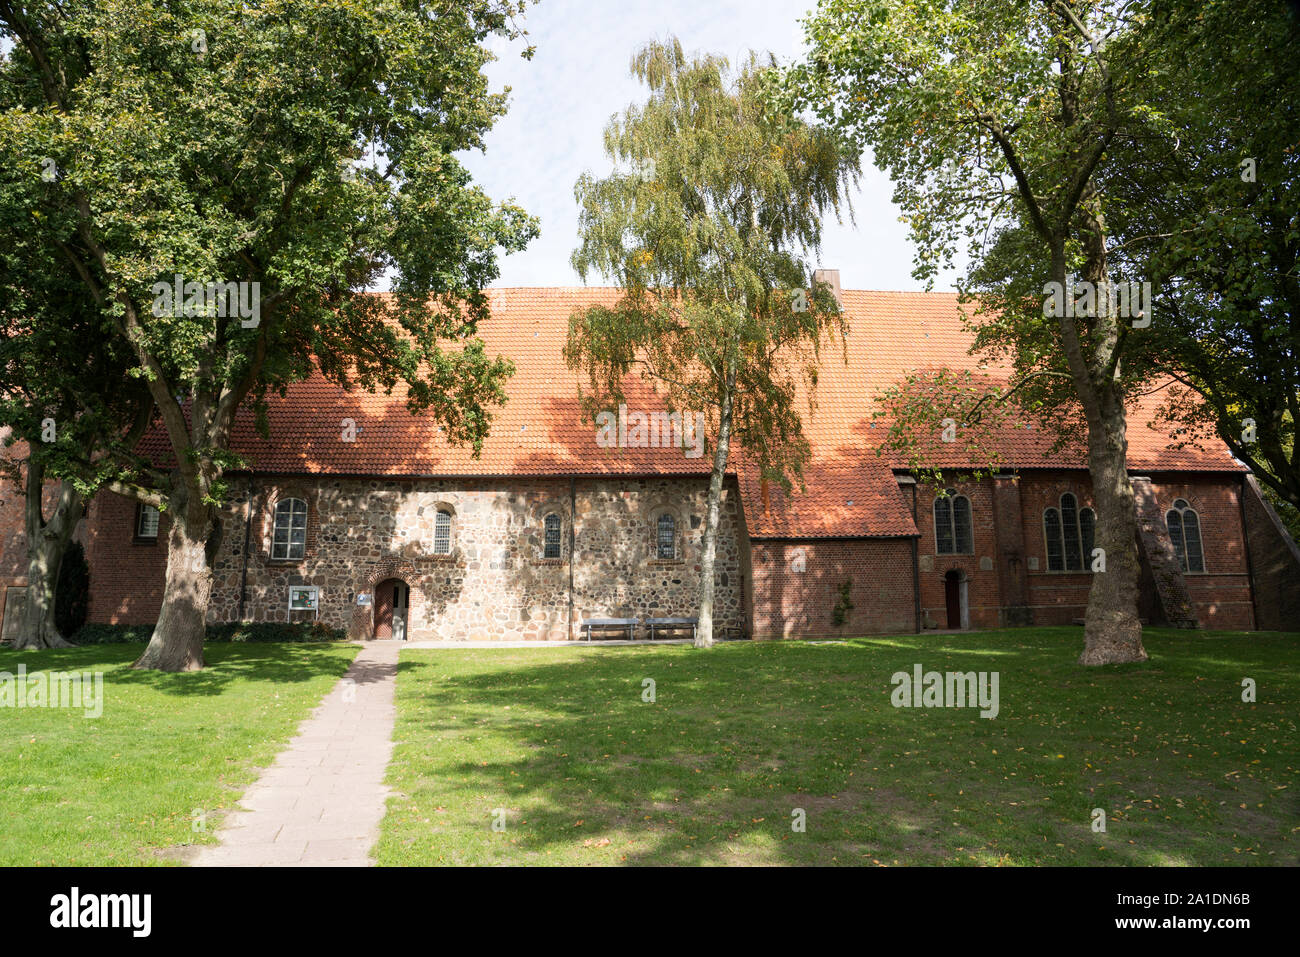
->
[813,268,843,308]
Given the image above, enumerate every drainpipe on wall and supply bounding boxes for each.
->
[910,481,921,633]
[568,476,576,640]
[1238,473,1260,630]
[237,475,254,622]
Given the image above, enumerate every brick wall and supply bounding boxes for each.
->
[1144,474,1254,630]
[0,466,27,633]
[990,475,1030,624]
[915,480,1003,629]
[1241,475,1300,632]
[750,538,915,639]
[83,491,169,625]
[1017,471,1254,630]
[0,459,90,634]
[1020,472,1102,626]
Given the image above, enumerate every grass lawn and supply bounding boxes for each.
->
[376,627,1298,866]
[0,641,357,865]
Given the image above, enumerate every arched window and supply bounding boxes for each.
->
[656,513,676,560]
[1080,507,1096,567]
[272,498,307,560]
[953,495,972,554]
[1061,493,1082,570]
[1166,498,1205,572]
[433,509,453,556]
[1044,507,1064,571]
[1043,494,1095,571]
[934,490,972,555]
[542,513,562,559]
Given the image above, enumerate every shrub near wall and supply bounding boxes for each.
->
[72,621,347,645]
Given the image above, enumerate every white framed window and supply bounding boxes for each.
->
[1166,498,1205,573]
[136,504,160,540]
[543,513,562,559]
[433,509,452,555]
[272,498,307,560]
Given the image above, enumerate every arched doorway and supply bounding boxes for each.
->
[943,570,969,630]
[374,578,411,641]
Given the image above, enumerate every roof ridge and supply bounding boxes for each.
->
[477,286,962,296]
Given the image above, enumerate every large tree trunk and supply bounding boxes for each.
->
[13,460,81,651]
[1056,200,1148,666]
[695,376,735,649]
[1077,384,1147,665]
[132,484,218,672]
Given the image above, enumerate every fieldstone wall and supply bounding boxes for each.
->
[205,474,745,641]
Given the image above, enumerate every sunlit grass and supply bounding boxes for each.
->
[0,642,357,865]
[376,627,1297,866]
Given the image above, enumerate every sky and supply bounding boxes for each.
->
[461,0,960,293]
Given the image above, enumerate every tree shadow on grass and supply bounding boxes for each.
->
[385,630,1299,866]
[0,641,357,697]
[389,646,876,865]
[389,643,1000,865]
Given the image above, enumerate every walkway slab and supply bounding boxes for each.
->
[189,642,399,867]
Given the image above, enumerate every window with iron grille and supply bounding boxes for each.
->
[271,498,307,560]
[433,509,452,555]
[656,513,675,559]
[543,513,562,559]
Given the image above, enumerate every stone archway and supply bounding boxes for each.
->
[350,560,422,640]
[374,578,413,640]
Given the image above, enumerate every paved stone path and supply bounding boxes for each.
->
[190,642,399,867]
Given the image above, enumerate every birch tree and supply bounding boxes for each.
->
[566,37,859,647]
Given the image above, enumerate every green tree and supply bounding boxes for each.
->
[1,0,537,669]
[1101,0,1300,514]
[783,0,1174,664]
[566,37,858,647]
[0,251,152,649]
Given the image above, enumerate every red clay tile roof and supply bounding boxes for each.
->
[739,461,917,538]
[139,287,1242,539]
[834,290,1241,473]
[222,288,717,477]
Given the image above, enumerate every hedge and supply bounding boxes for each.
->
[71,621,347,645]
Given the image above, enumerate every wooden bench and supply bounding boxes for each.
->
[580,618,638,641]
[646,617,698,641]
